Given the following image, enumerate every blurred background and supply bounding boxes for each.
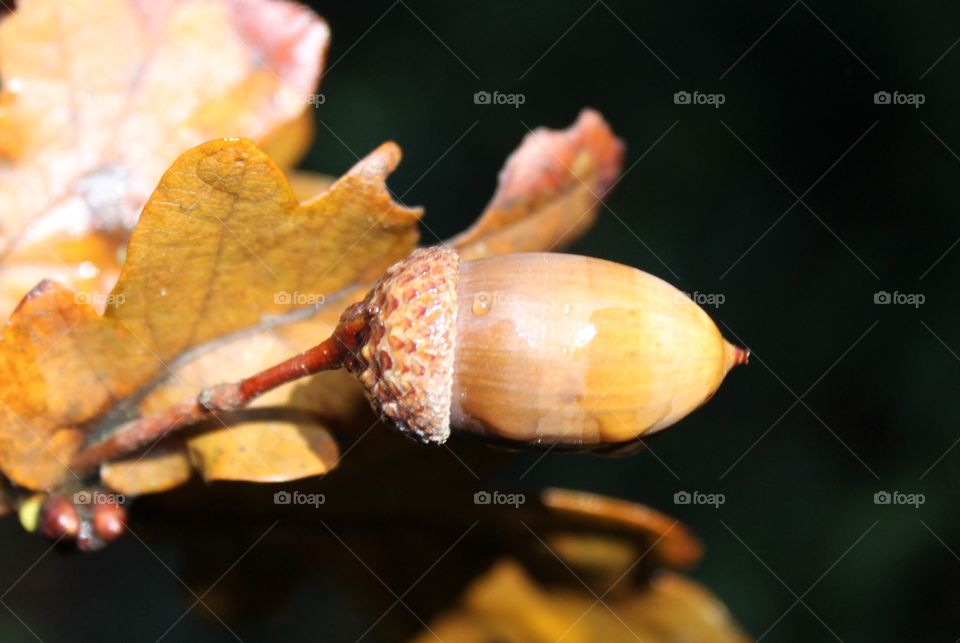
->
[2,1,958,641]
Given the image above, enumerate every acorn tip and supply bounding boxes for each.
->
[723,341,750,372]
[733,346,749,366]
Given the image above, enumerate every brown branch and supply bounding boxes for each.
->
[70,313,369,474]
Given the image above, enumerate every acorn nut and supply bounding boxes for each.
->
[343,246,747,448]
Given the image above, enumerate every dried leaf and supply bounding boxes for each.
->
[186,420,339,482]
[107,138,417,359]
[0,0,328,317]
[0,139,420,490]
[541,488,702,569]
[417,561,750,643]
[100,444,192,495]
[451,109,624,259]
[0,280,154,489]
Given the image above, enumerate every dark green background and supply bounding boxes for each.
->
[2,2,958,641]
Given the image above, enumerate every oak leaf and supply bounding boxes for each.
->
[452,109,623,259]
[418,562,750,643]
[0,0,329,318]
[0,138,420,490]
[411,491,744,643]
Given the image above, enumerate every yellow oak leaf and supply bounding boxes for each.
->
[0,138,420,490]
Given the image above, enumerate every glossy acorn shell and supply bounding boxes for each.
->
[449,253,745,447]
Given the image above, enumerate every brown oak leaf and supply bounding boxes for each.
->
[0,0,328,318]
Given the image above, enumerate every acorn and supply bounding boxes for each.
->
[72,246,748,473]
[341,246,747,448]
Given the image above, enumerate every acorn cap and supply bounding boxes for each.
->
[346,246,460,443]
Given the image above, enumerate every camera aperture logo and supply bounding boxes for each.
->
[873,90,924,108]
[679,290,725,308]
[75,292,125,307]
[472,290,522,313]
[74,490,126,505]
[874,490,924,508]
[474,90,525,108]
[674,90,725,108]
[275,291,326,306]
[473,490,525,508]
[874,290,924,308]
[273,90,325,108]
[674,490,725,508]
[273,490,325,508]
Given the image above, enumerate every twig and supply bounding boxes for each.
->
[70,313,369,473]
